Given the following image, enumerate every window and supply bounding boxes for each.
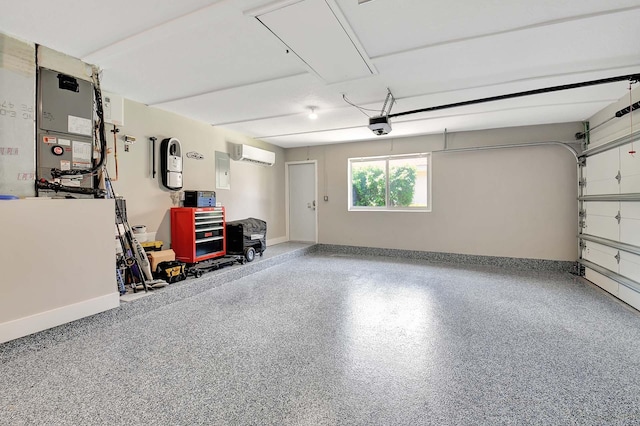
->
[348,153,431,211]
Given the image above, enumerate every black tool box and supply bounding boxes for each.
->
[155,260,187,283]
[183,190,216,207]
[225,218,266,262]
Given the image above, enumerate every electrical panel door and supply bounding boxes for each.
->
[38,68,93,136]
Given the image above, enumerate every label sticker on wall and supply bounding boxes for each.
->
[51,145,64,156]
[43,136,57,144]
[57,138,71,146]
[60,160,71,171]
[68,115,92,136]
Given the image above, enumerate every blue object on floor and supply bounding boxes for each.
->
[0,195,18,200]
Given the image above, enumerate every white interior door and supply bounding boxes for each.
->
[288,162,317,243]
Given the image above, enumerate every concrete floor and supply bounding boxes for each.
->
[2,251,640,425]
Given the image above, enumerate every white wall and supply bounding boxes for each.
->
[105,99,286,246]
[0,199,118,343]
[285,123,582,261]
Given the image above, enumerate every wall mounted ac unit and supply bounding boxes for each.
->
[232,144,275,166]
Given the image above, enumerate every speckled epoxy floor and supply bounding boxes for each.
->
[2,253,640,425]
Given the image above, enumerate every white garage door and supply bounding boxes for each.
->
[580,131,640,310]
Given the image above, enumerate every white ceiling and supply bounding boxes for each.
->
[1,0,639,148]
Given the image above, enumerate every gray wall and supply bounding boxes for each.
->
[285,123,582,261]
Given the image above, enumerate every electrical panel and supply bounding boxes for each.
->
[102,90,125,126]
[37,68,95,197]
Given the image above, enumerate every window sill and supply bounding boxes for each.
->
[348,208,432,213]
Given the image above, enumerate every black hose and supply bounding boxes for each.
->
[49,72,107,179]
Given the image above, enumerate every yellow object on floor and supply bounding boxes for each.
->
[140,241,163,252]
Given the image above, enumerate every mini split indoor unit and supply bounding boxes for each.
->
[232,144,275,166]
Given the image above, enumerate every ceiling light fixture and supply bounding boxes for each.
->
[308,107,318,120]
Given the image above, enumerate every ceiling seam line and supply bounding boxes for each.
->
[213,111,307,126]
[323,0,375,75]
[149,72,309,105]
[369,5,640,61]
[80,0,228,61]
[254,17,324,82]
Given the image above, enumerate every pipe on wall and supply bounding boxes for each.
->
[433,140,579,163]
[434,140,582,262]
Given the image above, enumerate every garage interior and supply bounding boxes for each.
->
[1,0,640,424]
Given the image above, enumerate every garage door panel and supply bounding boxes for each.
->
[585,149,619,180]
[620,218,640,246]
[618,285,640,311]
[620,203,640,246]
[584,202,620,240]
[585,268,619,296]
[583,242,620,272]
[584,149,619,195]
[584,201,619,217]
[620,146,640,193]
[584,215,619,240]
[620,252,640,284]
[621,174,640,193]
[585,179,620,196]
[621,203,640,220]
[581,137,639,311]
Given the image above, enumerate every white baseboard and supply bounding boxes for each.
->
[0,292,120,344]
[267,236,289,246]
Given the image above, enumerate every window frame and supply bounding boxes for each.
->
[348,152,432,212]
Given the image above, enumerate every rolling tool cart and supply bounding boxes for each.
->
[225,218,267,262]
[171,206,245,277]
[171,206,226,263]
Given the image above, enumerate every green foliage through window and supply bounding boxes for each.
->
[352,166,386,206]
[351,163,418,207]
[389,165,416,206]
